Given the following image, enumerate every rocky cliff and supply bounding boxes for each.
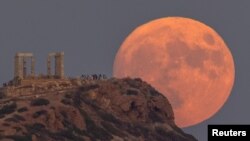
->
[0,78,197,141]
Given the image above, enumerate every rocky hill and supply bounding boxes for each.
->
[0,78,197,141]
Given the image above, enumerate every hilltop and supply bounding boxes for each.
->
[0,77,197,141]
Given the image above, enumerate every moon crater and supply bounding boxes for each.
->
[204,33,215,45]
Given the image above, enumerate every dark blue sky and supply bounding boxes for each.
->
[0,1,249,140]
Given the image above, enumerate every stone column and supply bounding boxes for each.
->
[47,56,51,77]
[23,57,27,78]
[55,52,64,79]
[31,56,35,77]
[14,54,23,79]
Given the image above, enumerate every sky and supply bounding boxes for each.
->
[0,1,250,140]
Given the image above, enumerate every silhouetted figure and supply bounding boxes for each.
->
[81,74,86,79]
[80,74,107,80]
[98,74,102,80]
[92,74,98,80]
[102,74,107,79]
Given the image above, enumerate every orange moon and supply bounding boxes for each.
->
[113,17,235,127]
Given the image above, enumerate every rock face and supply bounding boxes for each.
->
[0,78,197,141]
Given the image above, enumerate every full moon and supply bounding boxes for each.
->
[113,17,235,127]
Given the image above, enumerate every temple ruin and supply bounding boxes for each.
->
[0,52,109,98]
[14,53,35,79]
[14,52,64,80]
[47,52,64,79]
